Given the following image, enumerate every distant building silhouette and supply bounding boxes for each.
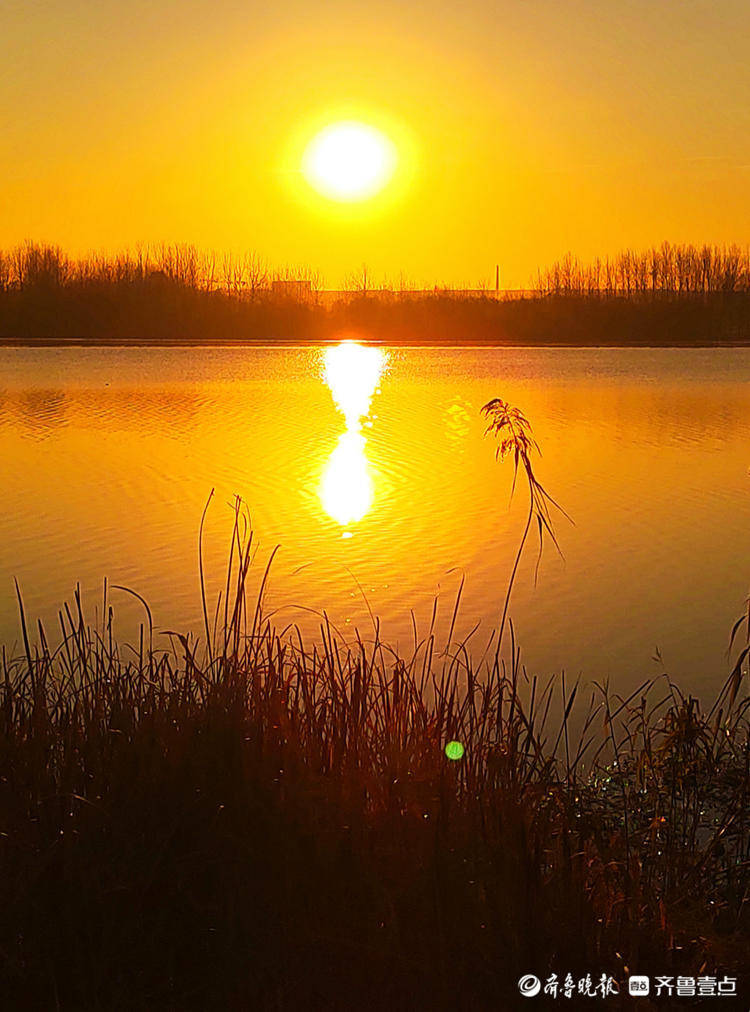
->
[271,278,314,302]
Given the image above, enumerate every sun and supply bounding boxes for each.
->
[302,121,397,202]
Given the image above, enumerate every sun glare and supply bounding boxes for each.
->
[320,342,386,526]
[302,122,396,202]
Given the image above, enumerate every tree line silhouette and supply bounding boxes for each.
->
[0,242,323,296]
[536,242,750,297]
[1,241,749,344]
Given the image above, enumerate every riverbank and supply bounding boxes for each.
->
[3,337,750,348]
[4,242,750,348]
[4,292,750,347]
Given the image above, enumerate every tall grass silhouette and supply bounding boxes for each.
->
[481,398,570,659]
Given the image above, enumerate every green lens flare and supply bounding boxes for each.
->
[445,740,465,761]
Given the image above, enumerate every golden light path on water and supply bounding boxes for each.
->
[319,342,387,527]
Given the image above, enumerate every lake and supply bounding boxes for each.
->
[1,344,749,701]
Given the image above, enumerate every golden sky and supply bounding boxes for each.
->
[3,0,750,287]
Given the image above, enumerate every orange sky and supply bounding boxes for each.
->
[3,0,750,287]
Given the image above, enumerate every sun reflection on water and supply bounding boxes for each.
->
[320,342,386,526]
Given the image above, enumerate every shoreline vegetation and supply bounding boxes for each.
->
[1,399,748,1007]
[2,241,750,347]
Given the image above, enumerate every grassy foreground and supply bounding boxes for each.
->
[0,501,748,1010]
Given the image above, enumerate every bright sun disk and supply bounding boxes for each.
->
[303,122,396,201]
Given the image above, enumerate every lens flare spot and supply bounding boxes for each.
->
[445,740,465,761]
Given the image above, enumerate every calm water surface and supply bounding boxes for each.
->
[2,345,750,700]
